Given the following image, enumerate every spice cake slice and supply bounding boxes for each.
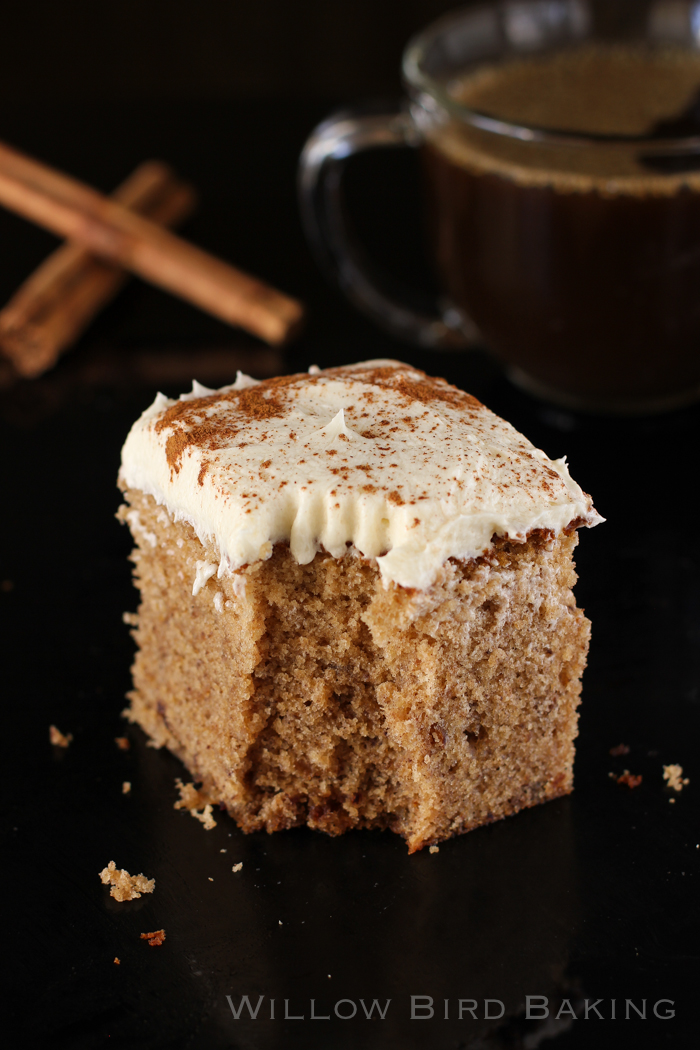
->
[118,361,601,851]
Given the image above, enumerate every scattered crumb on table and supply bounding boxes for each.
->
[122,782,131,795]
[232,862,243,872]
[173,777,207,809]
[49,725,72,748]
[99,860,155,901]
[115,736,130,751]
[140,929,166,947]
[617,770,642,789]
[220,848,227,853]
[192,803,217,829]
[663,764,689,792]
[174,778,217,829]
[429,845,440,854]
[113,957,120,965]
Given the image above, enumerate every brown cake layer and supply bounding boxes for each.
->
[120,487,590,852]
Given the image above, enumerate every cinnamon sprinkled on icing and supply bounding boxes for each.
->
[120,360,601,590]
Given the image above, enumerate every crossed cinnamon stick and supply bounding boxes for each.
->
[0,161,196,377]
[0,139,305,377]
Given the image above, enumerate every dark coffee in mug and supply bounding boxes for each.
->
[422,45,700,409]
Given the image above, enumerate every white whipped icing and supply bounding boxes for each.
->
[119,361,601,590]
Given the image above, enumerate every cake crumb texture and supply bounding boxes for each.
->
[122,489,591,852]
[140,929,166,947]
[99,860,155,901]
[174,778,218,829]
[49,725,72,748]
[663,764,689,792]
[617,770,642,789]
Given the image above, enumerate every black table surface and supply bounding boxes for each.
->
[1,98,698,1050]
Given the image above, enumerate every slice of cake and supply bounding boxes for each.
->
[118,360,601,852]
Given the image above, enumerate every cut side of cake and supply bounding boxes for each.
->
[118,361,601,852]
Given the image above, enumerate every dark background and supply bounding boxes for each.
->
[2,0,459,102]
[1,2,698,1049]
[0,0,659,104]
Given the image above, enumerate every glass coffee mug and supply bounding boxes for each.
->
[299,0,700,412]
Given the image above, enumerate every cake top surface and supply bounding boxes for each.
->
[119,360,601,589]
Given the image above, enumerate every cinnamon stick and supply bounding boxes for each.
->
[0,161,196,377]
[0,139,305,347]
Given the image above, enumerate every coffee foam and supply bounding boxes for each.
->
[428,44,700,195]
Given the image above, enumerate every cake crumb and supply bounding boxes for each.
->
[195,805,217,830]
[114,957,120,965]
[140,929,166,947]
[174,778,217,829]
[232,862,243,872]
[122,782,131,795]
[208,877,214,882]
[115,736,130,751]
[429,845,440,854]
[49,725,72,748]
[609,743,630,756]
[99,860,155,902]
[663,764,689,792]
[220,848,227,853]
[617,770,642,789]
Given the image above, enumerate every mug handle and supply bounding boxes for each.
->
[298,105,481,349]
